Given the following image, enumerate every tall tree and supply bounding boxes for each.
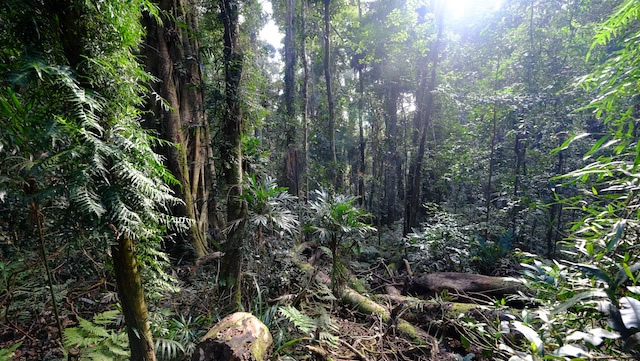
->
[324,0,338,189]
[301,0,310,200]
[405,6,444,234]
[219,0,247,308]
[143,0,216,258]
[284,0,299,196]
[384,82,400,224]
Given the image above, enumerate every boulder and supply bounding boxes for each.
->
[191,312,272,361]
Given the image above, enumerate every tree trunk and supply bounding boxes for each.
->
[485,58,501,239]
[404,9,444,234]
[284,0,298,196]
[112,233,156,361]
[315,272,431,345]
[143,0,214,258]
[357,0,366,206]
[220,0,247,308]
[384,83,400,224]
[323,0,338,189]
[285,146,299,197]
[300,0,310,201]
[546,147,563,258]
[358,70,366,206]
[407,272,524,302]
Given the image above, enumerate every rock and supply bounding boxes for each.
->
[191,312,273,361]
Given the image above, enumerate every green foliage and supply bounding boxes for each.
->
[277,305,339,348]
[0,342,21,361]
[309,189,375,242]
[151,313,207,361]
[279,305,317,334]
[241,175,299,240]
[309,189,375,290]
[405,206,476,273]
[63,310,129,361]
[472,229,513,275]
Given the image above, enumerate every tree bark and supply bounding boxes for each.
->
[50,5,158,357]
[546,147,563,258]
[384,83,400,224]
[284,0,298,196]
[404,9,444,234]
[485,58,501,239]
[220,0,247,309]
[300,0,310,201]
[407,272,524,302]
[323,0,338,189]
[143,0,214,258]
[356,0,366,206]
[112,233,156,361]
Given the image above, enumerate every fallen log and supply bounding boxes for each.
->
[191,312,272,361]
[294,244,433,345]
[375,293,513,322]
[315,272,433,345]
[407,272,524,302]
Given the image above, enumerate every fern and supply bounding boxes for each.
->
[278,305,317,334]
[63,311,129,361]
[154,338,185,361]
[0,342,21,361]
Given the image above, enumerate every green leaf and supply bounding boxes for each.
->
[552,290,607,315]
[620,297,640,329]
[552,132,590,154]
[461,334,470,349]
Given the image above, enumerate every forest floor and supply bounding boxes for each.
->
[1,226,520,360]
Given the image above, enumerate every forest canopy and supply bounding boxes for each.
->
[1,0,639,360]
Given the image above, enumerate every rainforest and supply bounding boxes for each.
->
[1,0,640,360]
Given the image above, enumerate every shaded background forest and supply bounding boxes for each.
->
[1,0,640,360]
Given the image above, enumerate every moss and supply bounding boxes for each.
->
[397,320,425,345]
[343,288,389,321]
[350,278,368,295]
[250,332,271,361]
[449,303,482,315]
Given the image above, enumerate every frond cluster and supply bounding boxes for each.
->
[242,175,299,237]
[309,189,376,242]
[63,311,129,361]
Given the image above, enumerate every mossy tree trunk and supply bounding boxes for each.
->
[112,233,156,361]
[220,0,247,309]
[324,0,338,190]
[144,0,221,258]
[283,0,299,197]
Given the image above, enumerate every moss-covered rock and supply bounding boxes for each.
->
[192,312,273,361]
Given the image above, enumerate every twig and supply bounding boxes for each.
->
[339,338,369,361]
[403,258,413,277]
[31,198,64,341]
[6,319,37,342]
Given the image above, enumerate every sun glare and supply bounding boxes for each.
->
[447,0,503,19]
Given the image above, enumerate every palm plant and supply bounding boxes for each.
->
[240,175,299,243]
[309,189,375,292]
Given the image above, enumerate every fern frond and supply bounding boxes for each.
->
[155,338,185,361]
[278,305,317,335]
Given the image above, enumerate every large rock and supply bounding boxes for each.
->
[191,312,273,361]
